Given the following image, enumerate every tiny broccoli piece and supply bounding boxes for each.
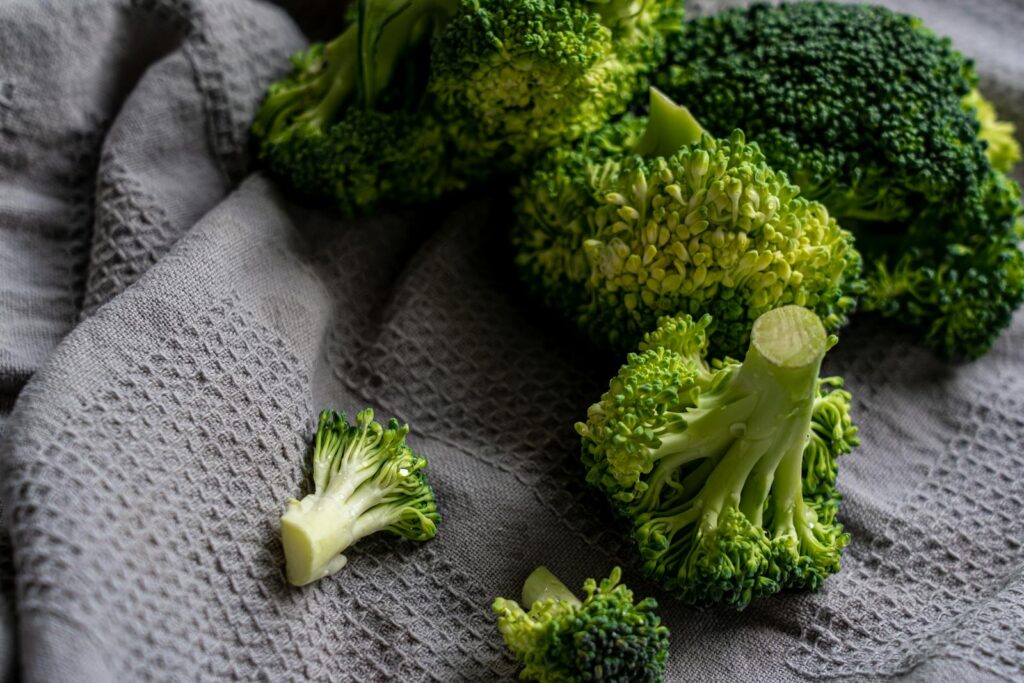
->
[657,2,1024,358]
[430,0,685,166]
[513,87,862,359]
[280,409,439,586]
[493,566,670,682]
[253,0,461,215]
[577,306,858,608]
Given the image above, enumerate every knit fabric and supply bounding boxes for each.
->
[0,0,1022,681]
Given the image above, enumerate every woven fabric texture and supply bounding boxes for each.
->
[0,0,1022,681]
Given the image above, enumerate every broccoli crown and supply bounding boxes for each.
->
[280,409,440,586]
[493,566,669,683]
[429,0,684,165]
[576,307,858,608]
[658,2,1024,358]
[512,89,862,359]
[252,0,463,216]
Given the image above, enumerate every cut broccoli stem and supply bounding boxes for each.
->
[521,566,583,608]
[698,307,826,517]
[633,87,705,157]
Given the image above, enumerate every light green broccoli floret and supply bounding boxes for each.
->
[577,306,858,608]
[281,409,439,586]
[493,566,670,682]
[513,88,862,359]
[252,0,461,216]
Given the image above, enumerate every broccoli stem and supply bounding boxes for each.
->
[356,0,458,107]
[522,566,582,608]
[634,87,705,157]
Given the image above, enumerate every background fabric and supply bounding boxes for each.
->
[1,0,1022,680]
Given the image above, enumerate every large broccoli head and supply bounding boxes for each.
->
[430,0,685,166]
[657,2,1024,358]
[493,566,669,682]
[513,88,862,359]
[577,306,858,608]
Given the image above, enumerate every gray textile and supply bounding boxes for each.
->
[0,0,1022,680]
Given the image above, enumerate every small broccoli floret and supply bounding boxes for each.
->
[253,0,460,215]
[430,0,685,166]
[513,88,862,359]
[280,409,439,586]
[577,306,858,608]
[658,2,1024,358]
[493,566,669,682]
[964,89,1022,173]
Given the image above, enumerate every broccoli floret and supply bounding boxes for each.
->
[577,306,858,608]
[253,0,461,215]
[493,566,669,682]
[657,2,1024,358]
[280,409,440,586]
[964,89,1022,174]
[512,87,862,359]
[430,0,685,166]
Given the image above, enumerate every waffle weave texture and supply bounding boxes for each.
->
[0,0,1022,681]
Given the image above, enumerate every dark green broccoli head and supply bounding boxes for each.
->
[513,89,862,359]
[577,307,858,608]
[493,566,669,682]
[657,2,1024,358]
[430,0,684,166]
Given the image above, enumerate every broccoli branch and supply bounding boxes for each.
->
[634,87,705,157]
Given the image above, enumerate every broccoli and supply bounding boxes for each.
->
[429,0,685,166]
[493,566,669,682]
[253,0,461,215]
[280,409,440,586]
[964,89,1022,175]
[512,87,862,359]
[657,2,1024,358]
[577,306,858,608]
[254,0,684,215]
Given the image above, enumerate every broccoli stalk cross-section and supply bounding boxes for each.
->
[280,409,439,586]
[493,566,670,682]
[578,306,858,608]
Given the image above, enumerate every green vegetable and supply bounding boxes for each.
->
[577,306,858,608]
[253,0,460,215]
[430,0,685,167]
[281,409,439,586]
[657,2,1024,358]
[253,0,684,216]
[493,566,669,682]
[513,87,862,359]
[964,89,1022,174]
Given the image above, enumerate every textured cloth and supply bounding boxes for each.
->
[1,0,1023,681]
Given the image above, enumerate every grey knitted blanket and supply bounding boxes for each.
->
[1,0,1022,681]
